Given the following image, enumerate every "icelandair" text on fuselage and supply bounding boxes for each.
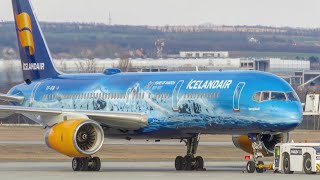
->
[186,79,232,89]
[23,63,45,71]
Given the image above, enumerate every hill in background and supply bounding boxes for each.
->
[1,22,320,59]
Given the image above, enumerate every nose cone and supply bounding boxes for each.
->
[270,101,303,131]
[285,101,303,128]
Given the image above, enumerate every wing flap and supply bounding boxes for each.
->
[0,105,148,130]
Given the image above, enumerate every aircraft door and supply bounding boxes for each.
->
[233,82,245,112]
[172,80,184,112]
[30,82,42,106]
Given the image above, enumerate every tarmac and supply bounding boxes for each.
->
[0,161,319,180]
[0,140,234,146]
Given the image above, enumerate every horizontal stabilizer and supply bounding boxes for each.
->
[0,93,24,103]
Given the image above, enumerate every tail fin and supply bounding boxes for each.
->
[12,0,60,83]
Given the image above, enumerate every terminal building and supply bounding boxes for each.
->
[0,58,311,85]
[129,58,310,74]
[179,51,229,58]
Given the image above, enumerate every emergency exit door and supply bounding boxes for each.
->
[172,80,184,112]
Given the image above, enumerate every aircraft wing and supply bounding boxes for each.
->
[0,105,148,130]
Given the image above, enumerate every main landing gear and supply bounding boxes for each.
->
[175,135,206,171]
[245,134,272,173]
[72,156,101,171]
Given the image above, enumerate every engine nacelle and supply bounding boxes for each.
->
[45,119,104,157]
[232,133,289,156]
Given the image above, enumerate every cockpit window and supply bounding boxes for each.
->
[261,92,270,101]
[271,92,286,101]
[252,92,261,102]
[252,91,298,102]
[286,92,299,101]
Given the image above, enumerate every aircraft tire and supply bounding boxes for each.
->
[184,155,193,171]
[195,156,204,170]
[91,157,101,171]
[175,156,184,171]
[72,158,80,171]
[256,161,265,173]
[79,157,89,171]
[246,161,255,173]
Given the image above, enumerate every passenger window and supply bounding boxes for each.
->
[261,92,270,101]
[252,92,261,102]
[271,92,286,101]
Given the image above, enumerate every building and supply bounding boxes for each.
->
[179,51,229,58]
[0,58,310,84]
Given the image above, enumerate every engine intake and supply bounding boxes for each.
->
[45,119,104,157]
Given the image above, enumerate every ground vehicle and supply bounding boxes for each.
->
[274,143,320,174]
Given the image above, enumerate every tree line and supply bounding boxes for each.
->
[1,22,320,59]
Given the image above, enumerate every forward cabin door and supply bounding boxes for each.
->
[233,82,245,112]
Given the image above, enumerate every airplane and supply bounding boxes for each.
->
[0,0,302,173]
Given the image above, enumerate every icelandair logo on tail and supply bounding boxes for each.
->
[187,79,232,89]
[23,63,45,71]
[15,12,35,55]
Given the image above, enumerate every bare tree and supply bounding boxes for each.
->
[113,55,132,72]
[58,60,68,73]
[75,59,102,73]
[4,60,21,86]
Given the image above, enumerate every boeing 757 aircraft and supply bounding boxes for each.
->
[0,0,302,173]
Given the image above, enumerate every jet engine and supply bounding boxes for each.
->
[232,133,289,156]
[45,119,104,157]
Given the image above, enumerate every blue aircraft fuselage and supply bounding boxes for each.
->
[8,70,303,139]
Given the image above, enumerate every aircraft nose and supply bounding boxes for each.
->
[288,102,303,125]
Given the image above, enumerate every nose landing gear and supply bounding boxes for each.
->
[174,135,206,171]
[246,134,272,173]
[72,156,101,171]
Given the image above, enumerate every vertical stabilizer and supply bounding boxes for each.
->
[12,0,60,83]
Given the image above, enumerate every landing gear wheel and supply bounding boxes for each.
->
[282,153,293,174]
[72,158,80,171]
[175,156,184,171]
[246,161,255,173]
[303,153,315,174]
[175,135,204,171]
[91,157,101,171]
[184,155,193,171]
[195,156,204,170]
[256,161,265,173]
[79,158,89,171]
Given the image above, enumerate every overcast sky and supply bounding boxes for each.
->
[1,0,320,27]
